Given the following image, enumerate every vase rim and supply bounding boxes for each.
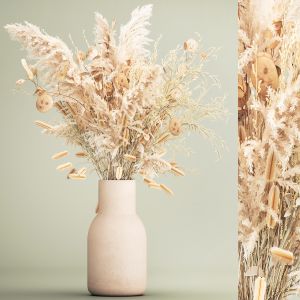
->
[98,179,135,182]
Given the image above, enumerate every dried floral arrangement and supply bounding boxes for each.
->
[238,0,300,299]
[5,4,225,195]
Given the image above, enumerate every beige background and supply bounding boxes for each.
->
[0,0,237,299]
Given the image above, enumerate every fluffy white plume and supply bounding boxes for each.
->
[117,4,153,63]
[5,22,78,84]
[94,12,116,59]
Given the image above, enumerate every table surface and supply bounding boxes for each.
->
[1,268,298,300]
[0,268,235,300]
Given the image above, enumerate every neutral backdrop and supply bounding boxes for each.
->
[0,0,237,299]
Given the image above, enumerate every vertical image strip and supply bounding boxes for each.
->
[238,1,300,299]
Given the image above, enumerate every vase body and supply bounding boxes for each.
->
[87,180,147,296]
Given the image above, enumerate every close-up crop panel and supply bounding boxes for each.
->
[238,1,300,300]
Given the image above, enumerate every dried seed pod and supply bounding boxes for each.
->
[75,116,87,132]
[104,82,114,96]
[76,50,86,62]
[264,149,277,182]
[121,113,128,127]
[122,128,130,144]
[253,277,266,300]
[115,166,123,180]
[285,21,295,31]
[35,89,53,113]
[157,148,167,158]
[78,167,87,176]
[183,39,198,52]
[68,173,87,180]
[148,182,161,189]
[200,52,208,60]
[238,97,247,118]
[239,125,247,143]
[169,118,182,136]
[238,75,247,99]
[270,247,294,265]
[266,184,280,229]
[263,29,280,49]
[51,150,68,160]
[21,58,34,80]
[250,52,279,99]
[54,102,67,116]
[115,73,129,90]
[143,177,155,185]
[171,166,185,176]
[57,62,69,80]
[157,132,171,144]
[34,120,53,130]
[67,168,77,179]
[86,46,98,60]
[124,154,136,162]
[75,151,87,158]
[273,20,282,35]
[30,66,37,76]
[170,86,183,100]
[56,162,72,171]
[160,184,174,195]
[127,104,136,119]
[170,161,178,167]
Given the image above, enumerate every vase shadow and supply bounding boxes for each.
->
[0,289,88,300]
[0,288,233,300]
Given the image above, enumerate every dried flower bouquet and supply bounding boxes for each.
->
[5,4,224,194]
[238,0,300,299]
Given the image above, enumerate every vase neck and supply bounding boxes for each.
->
[98,180,136,215]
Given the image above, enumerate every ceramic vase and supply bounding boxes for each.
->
[87,180,147,296]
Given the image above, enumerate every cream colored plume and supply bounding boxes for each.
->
[117,4,152,63]
[5,21,76,78]
[94,12,116,56]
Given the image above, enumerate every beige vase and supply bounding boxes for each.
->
[87,180,147,296]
